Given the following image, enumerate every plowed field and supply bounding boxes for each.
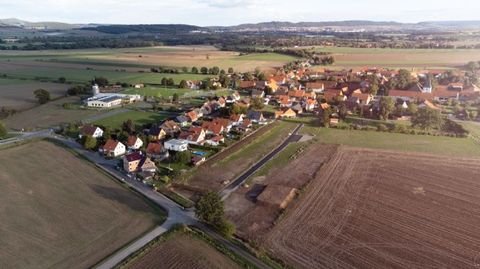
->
[264,147,480,269]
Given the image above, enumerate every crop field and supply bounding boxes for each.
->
[182,121,297,194]
[93,110,167,129]
[0,46,295,86]
[314,46,480,68]
[4,96,107,130]
[0,141,163,269]
[124,230,241,269]
[0,78,68,110]
[264,147,480,269]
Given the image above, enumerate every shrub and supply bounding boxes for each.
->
[377,124,388,132]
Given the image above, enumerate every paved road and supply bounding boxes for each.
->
[0,129,53,146]
[220,123,303,199]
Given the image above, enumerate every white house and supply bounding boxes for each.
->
[127,136,143,150]
[78,125,104,139]
[102,140,126,157]
[164,139,189,152]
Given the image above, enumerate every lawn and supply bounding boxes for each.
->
[94,110,168,129]
[301,126,480,157]
[0,141,163,269]
[460,121,480,138]
[123,86,233,99]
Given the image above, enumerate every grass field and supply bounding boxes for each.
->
[0,141,163,269]
[122,227,242,269]
[94,110,167,129]
[123,86,233,99]
[4,96,107,130]
[301,126,480,157]
[0,78,69,110]
[313,46,480,68]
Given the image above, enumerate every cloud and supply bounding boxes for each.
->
[199,0,255,8]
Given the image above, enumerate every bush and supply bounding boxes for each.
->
[377,124,388,132]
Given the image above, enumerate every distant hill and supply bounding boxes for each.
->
[82,24,204,34]
[0,18,82,30]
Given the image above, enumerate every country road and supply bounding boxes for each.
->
[2,124,302,269]
[220,123,304,199]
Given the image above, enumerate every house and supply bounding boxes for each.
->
[139,157,156,173]
[146,142,168,159]
[229,114,244,126]
[79,125,103,139]
[347,92,373,108]
[205,135,225,146]
[304,99,317,111]
[239,80,256,90]
[238,119,253,132]
[247,110,265,123]
[175,115,189,127]
[160,120,181,136]
[291,104,303,114]
[211,118,233,132]
[126,135,143,150]
[277,95,292,107]
[192,155,206,166]
[288,90,305,101]
[275,108,297,118]
[179,126,206,145]
[251,89,265,98]
[201,121,224,136]
[148,126,167,141]
[101,139,126,157]
[186,110,199,122]
[323,89,345,103]
[164,139,189,152]
[123,152,144,173]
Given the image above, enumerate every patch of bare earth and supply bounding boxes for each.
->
[263,147,480,269]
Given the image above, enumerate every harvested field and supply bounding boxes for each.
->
[0,78,68,110]
[264,147,480,269]
[4,96,107,130]
[0,141,162,269]
[225,143,338,239]
[125,231,241,269]
[181,121,296,195]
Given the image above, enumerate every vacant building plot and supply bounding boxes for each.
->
[93,110,167,129]
[264,147,480,269]
[182,121,297,194]
[0,141,162,269]
[0,78,68,110]
[124,230,242,269]
[4,96,106,130]
[225,143,338,239]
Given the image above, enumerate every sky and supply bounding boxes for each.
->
[0,0,479,26]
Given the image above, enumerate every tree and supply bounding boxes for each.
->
[412,108,443,131]
[251,97,265,110]
[407,102,418,115]
[466,61,479,73]
[395,69,414,90]
[379,96,395,120]
[93,76,109,87]
[82,136,97,150]
[161,77,168,86]
[191,67,199,74]
[211,66,220,75]
[257,72,267,81]
[166,78,175,86]
[181,66,188,73]
[230,104,248,115]
[196,191,225,224]
[215,218,236,238]
[173,150,192,164]
[0,120,7,138]
[172,93,179,102]
[320,107,332,127]
[228,67,234,74]
[200,67,208,74]
[58,77,66,83]
[122,119,135,133]
[33,89,51,104]
[338,102,348,120]
[178,80,189,89]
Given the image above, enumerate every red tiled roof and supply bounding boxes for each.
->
[103,139,119,151]
[146,142,163,155]
[127,136,139,147]
[80,125,99,136]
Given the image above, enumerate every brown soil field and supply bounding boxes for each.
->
[125,232,241,269]
[263,147,480,269]
[178,121,296,196]
[0,79,68,110]
[4,96,107,130]
[225,143,338,239]
[0,141,162,269]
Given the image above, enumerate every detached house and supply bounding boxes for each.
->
[179,126,206,145]
[164,139,189,152]
[146,142,168,159]
[101,139,126,157]
[275,108,297,119]
[79,125,103,139]
[123,152,143,173]
[247,110,265,123]
[160,120,181,136]
[126,135,143,150]
[229,114,244,126]
[186,110,199,122]
[148,126,167,141]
